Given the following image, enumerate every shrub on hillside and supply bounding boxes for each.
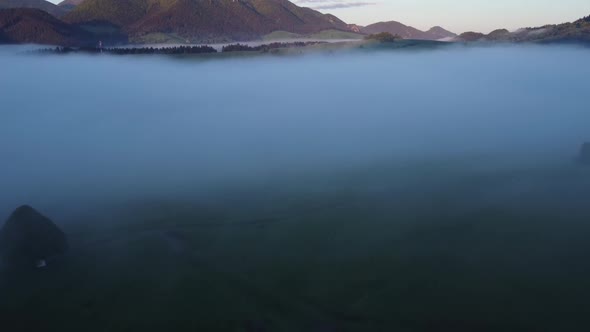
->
[364,32,402,43]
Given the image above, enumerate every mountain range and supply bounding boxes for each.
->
[0,0,588,47]
[62,0,350,43]
[0,0,461,45]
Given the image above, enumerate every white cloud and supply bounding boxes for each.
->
[295,0,377,10]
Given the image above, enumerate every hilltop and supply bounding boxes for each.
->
[426,26,458,40]
[361,21,456,40]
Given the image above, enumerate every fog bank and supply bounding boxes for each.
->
[1,45,589,218]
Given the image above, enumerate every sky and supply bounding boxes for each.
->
[294,0,590,33]
[47,0,590,34]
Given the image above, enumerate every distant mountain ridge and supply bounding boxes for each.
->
[361,21,456,40]
[63,0,352,43]
[1,1,588,47]
[0,0,68,17]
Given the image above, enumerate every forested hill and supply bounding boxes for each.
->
[454,15,590,43]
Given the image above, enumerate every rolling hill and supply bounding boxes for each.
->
[454,15,590,43]
[425,26,457,40]
[361,21,456,40]
[454,31,486,42]
[64,0,352,42]
[0,0,68,17]
[0,8,90,45]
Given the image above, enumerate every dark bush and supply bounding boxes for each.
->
[364,32,402,43]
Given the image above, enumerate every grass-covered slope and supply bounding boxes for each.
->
[308,29,363,40]
[455,14,590,43]
[0,0,68,17]
[0,8,90,45]
[64,0,168,27]
[64,0,352,42]
[58,0,85,7]
[262,29,363,41]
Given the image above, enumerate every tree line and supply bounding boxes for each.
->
[221,41,325,53]
[36,41,327,55]
[364,32,402,43]
[37,45,217,55]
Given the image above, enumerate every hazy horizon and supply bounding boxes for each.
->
[46,0,590,34]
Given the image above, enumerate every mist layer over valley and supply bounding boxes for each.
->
[1,45,590,331]
[2,45,588,215]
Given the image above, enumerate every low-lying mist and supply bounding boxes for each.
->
[0,44,589,218]
[2,44,590,331]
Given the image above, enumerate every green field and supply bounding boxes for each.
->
[2,156,590,331]
[130,33,189,44]
[308,30,364,40]
[263,31,304,41]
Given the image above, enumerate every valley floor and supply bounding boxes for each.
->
[2,157,590,332]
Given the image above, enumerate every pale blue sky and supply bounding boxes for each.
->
[297,0,590,33]
[48,0,590,33]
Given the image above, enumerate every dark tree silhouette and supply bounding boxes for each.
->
[37,41,326,56]
[38,45,217,55]
[221,41,325,53]
[364,32,402,43]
